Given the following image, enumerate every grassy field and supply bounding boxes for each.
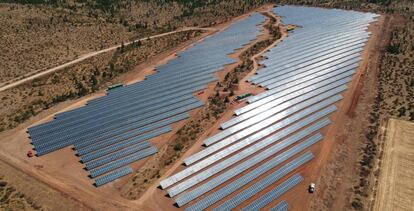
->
[373,119,414,211]
[0,0,271,132]
[0,0,269,84]
[0,30,201,132]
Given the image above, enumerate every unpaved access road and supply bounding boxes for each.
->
[0,27,214,92]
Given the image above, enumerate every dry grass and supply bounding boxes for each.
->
[120,13,282,200]
[0,175,42,211]
[0,0,269,84]
[373,119,414,211]
[0,31,200,132]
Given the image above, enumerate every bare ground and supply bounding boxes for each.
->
[0,5,274,210]
[372,119,414,211]
[308,14,392,211]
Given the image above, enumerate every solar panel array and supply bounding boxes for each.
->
[26,14,266,185]
[270,201,289,211]
[160,5,378,210]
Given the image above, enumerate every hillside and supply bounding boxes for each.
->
[0,0,269,132]
[0,0,268,84]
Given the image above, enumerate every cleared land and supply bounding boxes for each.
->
[0,27,213,92]
[146,6,380,211]
[0,6,272,210]
[373,119,414,211]
[0,1,266,84]
[0,1,411,210]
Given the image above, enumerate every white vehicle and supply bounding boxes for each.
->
[309,183,316,193]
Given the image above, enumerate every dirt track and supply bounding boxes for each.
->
[0,5,272,211]
[130,5,280,210]
[308,14,391,211]
[0,27,214,93]
[373,119,414,211]
[0,4,387,211]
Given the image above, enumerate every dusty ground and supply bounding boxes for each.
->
[0,159,86,211]
[0,27,213,92]
[124,5,281,209]
[150,9,386,211]
[0,5,273,211]
[372,119,414,211]
[308,14,392,211]
[0,3,390,211]
[0,1,264,84]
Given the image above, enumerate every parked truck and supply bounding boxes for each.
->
[107,83,124,91]
[235,93,253,102]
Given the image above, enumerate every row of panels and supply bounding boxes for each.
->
[26,13,267,185]
[160,5,377,210]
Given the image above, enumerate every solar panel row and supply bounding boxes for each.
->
[94,166,133,187]
[185,152,313,210]
[174,133,323,203]
[160,5,377,210]
[160,106,336,189]
[218,174,303,211]
[26,13,266,186]
[270,201,289,211]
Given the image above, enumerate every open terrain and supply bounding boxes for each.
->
[0,0,269,133]
[0,1,413,211]
[0,0,268,84]
[277,1,413,210]
[0,26,213,92]
[373,119,414,211]
[0,4,276,210]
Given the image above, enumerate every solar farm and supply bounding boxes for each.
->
[0,3,387,211]
[26,14,265,186]
[159,5,378,210]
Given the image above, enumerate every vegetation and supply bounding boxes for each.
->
[355,17,413,210]
[0,0,270,83]
[276,1,413,210]
[221,11,281,94]
[0,175,41,210]
[121,12,282,200]
[0,31,200,132]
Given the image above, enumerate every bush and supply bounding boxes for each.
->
[351,200,363,210]
[174,143,183,151]
[386,44,400,54]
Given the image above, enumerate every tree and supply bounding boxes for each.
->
[91,75,98,87]
[229,89,235,96]
[224,96,230,103]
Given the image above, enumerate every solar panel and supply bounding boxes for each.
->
[94,166,133,187]
[160,104,335,189]
[240,174,303,211]
[270,201,289,211]
[184,152,313,210]
[160,5,378,206]
[173,132,323,203]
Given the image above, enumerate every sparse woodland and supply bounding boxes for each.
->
[120,13,281,200]
[0,0,270,132]
[0,0,412,210]
[0,175,41,211]
[0,0,269,83]
[0,30,200,131]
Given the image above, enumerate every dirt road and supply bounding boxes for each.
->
[0,27,214,92]
[0,6,269,210]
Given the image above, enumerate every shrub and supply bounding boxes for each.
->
[174,143,183,151]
